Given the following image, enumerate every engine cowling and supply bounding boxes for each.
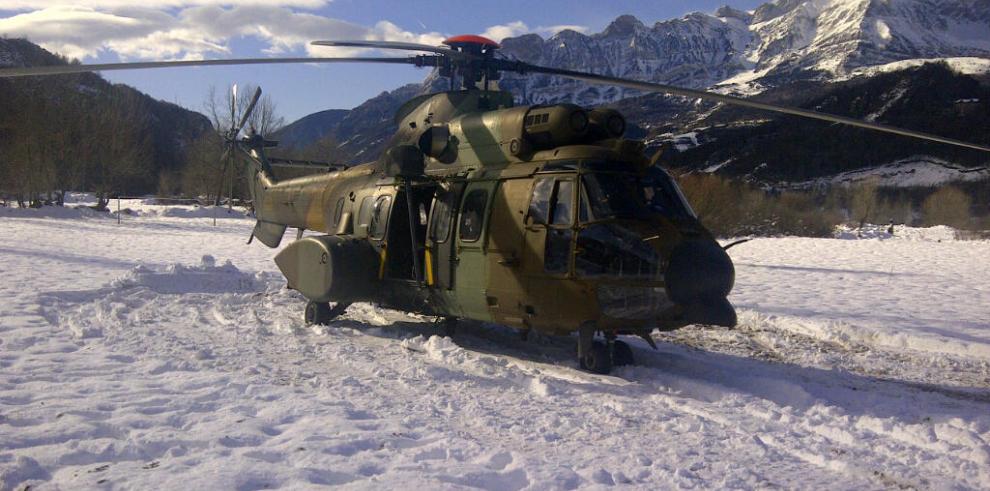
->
[274,235,379,302]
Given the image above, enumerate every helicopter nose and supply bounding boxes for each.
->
[665,240,736,327]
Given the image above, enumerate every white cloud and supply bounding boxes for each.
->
[539,24,591,36]
[0,0,328,9]
[0,4,447,60]
[479,21,591,42]
[480,21,529,42]
[0,5,585,61]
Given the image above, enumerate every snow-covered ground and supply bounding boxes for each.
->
[2,202,989,490]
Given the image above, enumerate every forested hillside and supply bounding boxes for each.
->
[0,38,211,207]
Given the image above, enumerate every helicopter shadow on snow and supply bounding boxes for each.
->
[734,262,931,277]
[334,314,990,422]
[0,245,150,270]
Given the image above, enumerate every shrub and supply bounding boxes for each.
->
[676,174,840,237]
[922,186,972,228]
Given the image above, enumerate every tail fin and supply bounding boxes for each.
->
[241,136,286,248]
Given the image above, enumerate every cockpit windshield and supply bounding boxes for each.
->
[640,166,696,220]
[578,165,695,223]
[579,173,643,221]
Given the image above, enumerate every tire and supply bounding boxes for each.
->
[613,340,635,366]
[580,341,613,375]
[304,301,332,325]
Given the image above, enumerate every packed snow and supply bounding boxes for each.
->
[1,200,989,490]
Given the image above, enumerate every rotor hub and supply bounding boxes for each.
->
[442,35,500,55]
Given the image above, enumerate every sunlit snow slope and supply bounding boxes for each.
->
[1,202,989,490]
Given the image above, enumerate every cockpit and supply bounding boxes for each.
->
[527,161,695,281]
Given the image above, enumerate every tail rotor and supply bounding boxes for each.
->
[213,85,263,208]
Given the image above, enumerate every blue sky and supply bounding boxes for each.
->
[0,0,765,123]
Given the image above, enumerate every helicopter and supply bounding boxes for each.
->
[3,35,989,374]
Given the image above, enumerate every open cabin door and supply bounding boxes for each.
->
[382,183,436,282]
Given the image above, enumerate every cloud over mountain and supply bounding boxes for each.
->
[0,1,584,61]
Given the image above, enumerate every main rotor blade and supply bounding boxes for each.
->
[0,56,421,78]
[230,83,237,134]
[514,62,990,153]
[312,40,468,58]
[234,87,263,136]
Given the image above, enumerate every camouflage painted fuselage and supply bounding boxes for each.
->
[244,89,736,337]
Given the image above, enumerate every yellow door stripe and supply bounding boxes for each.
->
[378,246,387,280]
[424,247,435,286]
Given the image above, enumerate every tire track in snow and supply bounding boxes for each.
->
[38,267,990,488]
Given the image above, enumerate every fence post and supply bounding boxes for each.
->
[117,197,120,225]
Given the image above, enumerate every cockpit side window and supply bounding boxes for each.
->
[527,177,553,225]
[545,178,575,274]
[550,180,574,226]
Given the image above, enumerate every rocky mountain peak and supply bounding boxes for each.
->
[600,14,646,38]
[492,0,990,105]
[715,5,753,22]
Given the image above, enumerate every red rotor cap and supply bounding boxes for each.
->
[442,35,501,49]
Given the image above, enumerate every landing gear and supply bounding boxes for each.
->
[577,324,636,374]
[304,301,350,325]
[579,341,612,374]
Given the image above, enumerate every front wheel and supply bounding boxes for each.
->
[579,341,613,374]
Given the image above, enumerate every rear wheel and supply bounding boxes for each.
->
[579,341,613,375]
[304,301,332,325]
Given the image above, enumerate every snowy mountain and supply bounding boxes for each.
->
[275,0,990,184]
[496,0,990,104]
[656,62,990,182]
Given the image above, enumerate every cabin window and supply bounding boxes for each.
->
[459,188,488,242]
[369,195,392,240]
[357,196,375,232]
[430,192,454,243]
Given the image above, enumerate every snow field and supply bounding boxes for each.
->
[1,206,989,489]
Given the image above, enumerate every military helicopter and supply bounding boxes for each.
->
[4,35,989,374]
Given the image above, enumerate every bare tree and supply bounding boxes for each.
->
[849,179,880,229]
[204,84,284,136]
